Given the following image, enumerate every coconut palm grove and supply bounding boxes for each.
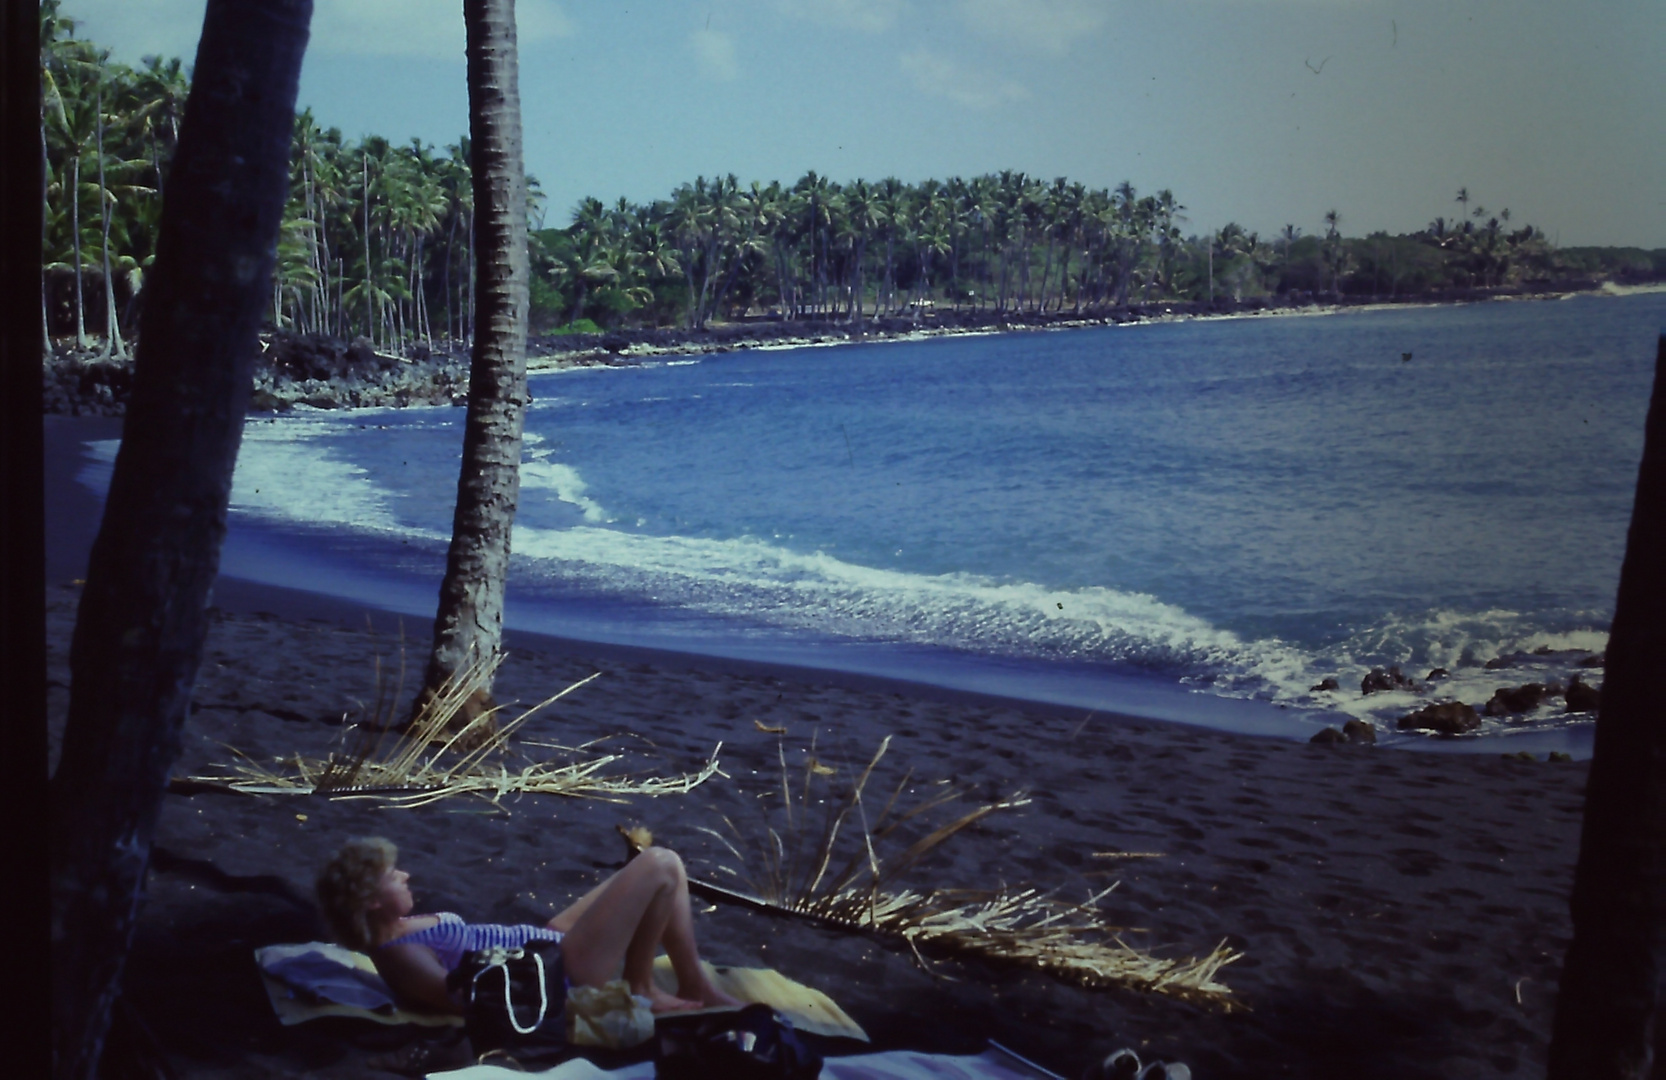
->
[42,3,1666,359]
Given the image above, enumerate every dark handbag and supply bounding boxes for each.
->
[446,939,568,1061]
[655,1003,823,1080]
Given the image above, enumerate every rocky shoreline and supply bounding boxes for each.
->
[41,279,1634,417]
[1307,647,1604,745]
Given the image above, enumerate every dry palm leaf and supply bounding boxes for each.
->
[693,733,1240,1007]
[184,653,722,807]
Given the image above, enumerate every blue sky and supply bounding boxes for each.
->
[66,0,1666,247]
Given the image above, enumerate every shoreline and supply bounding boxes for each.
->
[528,280,1666,372]
[46,413,1603,759]
[42,279,1666,418]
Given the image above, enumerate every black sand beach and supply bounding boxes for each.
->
[46,424,1590,1078]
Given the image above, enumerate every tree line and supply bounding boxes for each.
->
[45,7,1663,361]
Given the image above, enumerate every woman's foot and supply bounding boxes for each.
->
[645,985,704,1014]
[686,982,743,1009]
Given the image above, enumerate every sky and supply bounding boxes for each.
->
[64,0,1666,248]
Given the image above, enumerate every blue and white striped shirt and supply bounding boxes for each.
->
[378,912,563,972]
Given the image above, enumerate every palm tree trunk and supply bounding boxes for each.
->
[362,154,374,344]
[420,0,531,717]
[49,4,311,1077]
[41,113,54,357]
[72,152,89,347]
[443,208,458,339]
[1547,334,1666,1080]
[95,86,126,360]
[466,206,476,344]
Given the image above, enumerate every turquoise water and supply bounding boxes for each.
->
[82,292,1666,749]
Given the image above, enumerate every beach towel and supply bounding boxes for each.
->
[252,944,865,1042]
[254,942,463,1028]
[650,956,868,1042]
[428,1046,1058,1080]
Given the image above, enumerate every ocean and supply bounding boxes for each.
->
[78,291,1666,754]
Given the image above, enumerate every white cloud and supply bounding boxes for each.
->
[956,0,1107,55]
[777,0,905,33]
[310,0,575,60]
[690,29,741,81]
[899,49,1029,108]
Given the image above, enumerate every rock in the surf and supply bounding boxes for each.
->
[1342,719,1378,744]
[1310,678,1340,692]
[1361,666,1417,695]
[1398,701,1481,735]
[1565,675,1601,713]
[1484,683,1555,716]
[1310,727,1346,745]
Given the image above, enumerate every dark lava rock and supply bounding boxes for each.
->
[1484,683,1553,716]
[1309,727,1346,745]
[1548,752,1573,763]
[1398,701,1481,735]
[248,388,287,413]
[1361,665,1417,695]
[1426,668,1449,681]
[1484,655,1516,670]
[1342,719,1378,744]
[1310,678,1340,692]
[1576,653,1605,668]
[1565,675,1601,713]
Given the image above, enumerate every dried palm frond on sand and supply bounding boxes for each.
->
[692,734,1240,1006]
[183,653,722,808]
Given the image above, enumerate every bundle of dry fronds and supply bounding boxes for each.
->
[184,653,722,808]
[695,733,1239,1006]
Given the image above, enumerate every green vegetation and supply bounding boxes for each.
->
[41,6,1666,359]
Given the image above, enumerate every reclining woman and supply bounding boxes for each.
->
[317,836,742,1016]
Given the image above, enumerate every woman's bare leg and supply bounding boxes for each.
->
[638,850,740,1008]
[559,848,738,1011]
[547,871,614,934]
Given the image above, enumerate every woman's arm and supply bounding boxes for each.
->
[372,944,462,1016]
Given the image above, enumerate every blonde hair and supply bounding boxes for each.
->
[316,836,397,951]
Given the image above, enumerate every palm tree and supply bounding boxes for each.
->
[43,36,102,347]
[1547,334,1666,1079]
[50,3,311,1076]
[1322,208,1344,296]
[419,0,533,727]
[842,178,882,325]
[1279,224,1301,292]
[1110,181,1145,307]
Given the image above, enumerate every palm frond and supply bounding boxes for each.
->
[696,733,1240,1006]
[185,654,722,807]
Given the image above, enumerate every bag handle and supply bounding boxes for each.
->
[501,952,548,1035]
[467,949,550,1035]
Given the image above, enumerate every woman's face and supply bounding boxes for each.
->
[369,865,414,919]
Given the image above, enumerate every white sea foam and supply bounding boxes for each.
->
[81,424,413,535]
[519,461,613,523]
[506,523,1313,688]
[229,421,412,532]
[504,520,1611,743]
